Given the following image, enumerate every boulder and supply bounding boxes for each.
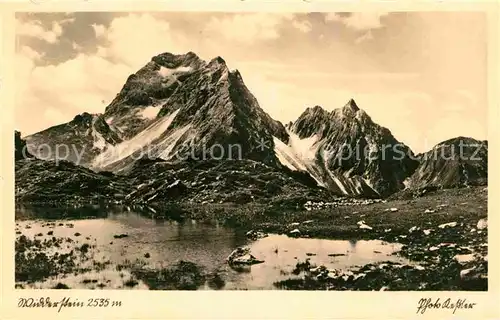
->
[438,222,457,229]
[477,219,487,230]
[231,254,264,265]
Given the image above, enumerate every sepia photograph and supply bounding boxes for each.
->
[12,10,488,293]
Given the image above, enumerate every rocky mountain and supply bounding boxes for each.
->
[273,100,419,197]
[25,113,122,166]
[15,131,34,160]
[19,51,488,201]
[15,130,330,205]
[15,158,122,203]
[405,137,488,191]
[15,131,121,202]
[89,52,289,172]
[122,158,327,205]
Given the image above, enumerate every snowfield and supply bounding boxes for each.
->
[92,109,181,169]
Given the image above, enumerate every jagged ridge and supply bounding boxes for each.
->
[274,100,419,197]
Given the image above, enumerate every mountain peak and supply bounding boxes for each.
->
[303,105,328,116]
[72,112,94,124]
[151,51,204,69]
[343,98,359,112]
[208,56,227,69]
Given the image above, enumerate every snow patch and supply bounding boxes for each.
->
[454,254,475,264]
[140,106,160,120]
[273,137,307,171]
[402,177,411,189]
[158,66,192,77]
[91,117,107,151]
[92,109,181,169]
[157,124,193,160]
[272,134,325,187]
[288,131,319,162]
[332,175,349,195]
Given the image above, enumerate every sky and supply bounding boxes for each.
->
[15,11,487,153]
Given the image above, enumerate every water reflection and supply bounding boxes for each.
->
[15,205,409,290]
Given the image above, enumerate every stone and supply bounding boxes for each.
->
[438,222,457,229]
[454,254,475,264]
[476,219,487,230]
[357,220,373,230]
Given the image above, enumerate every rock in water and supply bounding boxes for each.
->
[227,247,263,265]
[231,254,264,265]
[227,247,250,262]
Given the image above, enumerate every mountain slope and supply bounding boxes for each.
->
[20,50,486,200]
[92,52,289,172]
[405,137,488,190]
[15,131,34,160]
[25,113,122,166]
[16,131,327,205]
[14,131,123,202]
[273,100,419,197]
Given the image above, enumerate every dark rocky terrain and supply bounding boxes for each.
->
[15,131,332,205]
[15,158,123,203]
[15,130,33,161]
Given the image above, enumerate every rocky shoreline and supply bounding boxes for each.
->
[15,186,487,291]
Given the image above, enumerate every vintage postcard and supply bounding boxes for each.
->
[1,0,499,319]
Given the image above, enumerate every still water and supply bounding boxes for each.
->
[15,205,409,290]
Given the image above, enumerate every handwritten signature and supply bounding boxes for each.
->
[417,298,476,314]
[18,297,122,313]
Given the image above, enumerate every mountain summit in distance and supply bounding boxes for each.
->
[275,100,419,197]
[20,50,487,199]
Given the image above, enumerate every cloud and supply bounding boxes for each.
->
[98,14,188,68]
[19,45,42,61]
[91,23,106,38]
[15,45,131,134]
[15,13,189,135]
[204,13,293,43]
[354,30,374,44]
[292,19,312,33]
[43,108,68,124]
[325,12,390,31]
[16,20,64,43]
[60,17,76,25]
[71,42,83,52]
